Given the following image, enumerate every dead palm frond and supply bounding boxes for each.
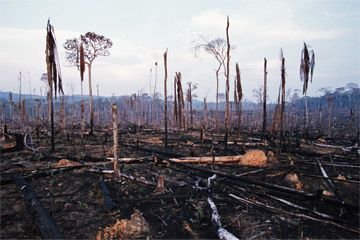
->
[300,42,315,95]
[235,63,242,102]
[46,19,63,98]
[80,43,85,81]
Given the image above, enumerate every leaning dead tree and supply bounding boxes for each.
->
[224,16,231,151]
[163,49,168,147]
[262,57,267,135]
[45,20,63,151]
[64,32,113,134]
[300,42,315,135]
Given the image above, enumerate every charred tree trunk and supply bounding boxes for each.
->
[60,96,65,132]
[188,82,193,125]
[203,97,208,129]
[163,49,168,147]
[81,100,85,132]
[224,16,230,151]
[50,86,55,151]
[112,104,120,178]
[215,67,220,132]
[235,63,242,139]
[280,55,286,143]
[98,180,117,211]
[88,63,94,134]
[173,76,178,126]
[15,176,63,239]
[262,57,267,136]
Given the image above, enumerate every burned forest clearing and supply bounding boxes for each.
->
[1,124,360,239]
[1,4,360,240]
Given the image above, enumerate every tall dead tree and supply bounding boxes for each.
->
[187,82,193,125]
[271,86,281,135]
[176,72,186,129]
[280,50,286,142]
[173,76,178,126]
[45,20,64,151]
[262,58,267,135]
[112,104,120,178]
[194,37,227,132]
[300,42,315,136]
[163,49,168,147]
[224,16,231,151]
[186,82,198,126]
[203,97,208,128]
[235,63,242,139]
[64,32,113,134]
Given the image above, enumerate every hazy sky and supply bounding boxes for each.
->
[0,0,359,102]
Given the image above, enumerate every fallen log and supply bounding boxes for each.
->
[313,142,358,152]
[98,180,117,211]
[167,160,359,211]
[168,150,271,167]
[1,165,86,185]
[14,176,63,239]
[206,174,239,240]
[316,160,336,195]
[88,169,157,186]
[229,193,360,234]
[169,156,242,164]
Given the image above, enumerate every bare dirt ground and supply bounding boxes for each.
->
[1,127,359,239]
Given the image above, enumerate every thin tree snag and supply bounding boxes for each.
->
[235,63,242,139]
[262,57,267,135]
[224,16,231,151]
[98,180,117,211]
[173,76,178,126]
[280,51,286,143]
[163,49,168,147]
[80,99,85,132]
[88,63,94,134]
[14,176,63,239]
[112,104,120,179]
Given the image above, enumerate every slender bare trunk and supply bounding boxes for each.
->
[262,58,267,135]
[81,100,85,131]
[280,56,286,143]
[163,49,168,147]
[305,92,309,136]
[88,63,94,134]
[174,76,178,126]
[215,68,220,132]
[188,82,193,125]
[97,84,100,126]
[224,16,230,151]
[50,84,55,151]
[60,96,66,132]
[203,97,208,128]
[112,103,120,178]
